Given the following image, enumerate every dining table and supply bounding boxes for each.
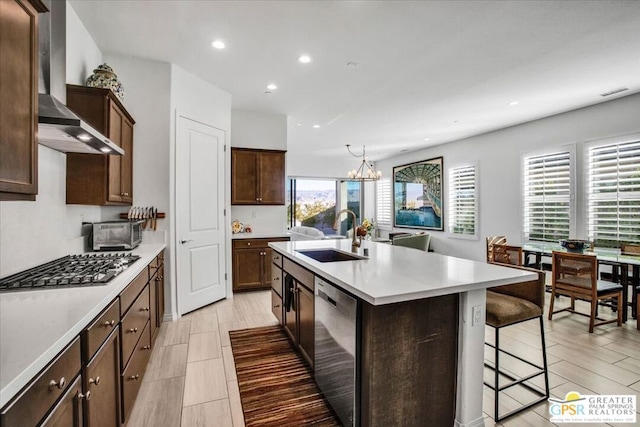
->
[518,242,640,322]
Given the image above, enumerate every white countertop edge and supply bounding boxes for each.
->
[269,240,536,306]
[0,243,165,408]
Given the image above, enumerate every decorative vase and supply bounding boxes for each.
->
[86,63,124,102]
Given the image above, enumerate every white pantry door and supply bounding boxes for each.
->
[176,115,226,315]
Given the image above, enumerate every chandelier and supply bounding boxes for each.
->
[346,144,382,181]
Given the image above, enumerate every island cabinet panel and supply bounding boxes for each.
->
[281,257,315,366]
[0,0,46,201]
[360,294,459,427]
[231,148,286,205]
[65,84,135,206]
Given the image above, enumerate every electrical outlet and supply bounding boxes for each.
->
[472,305,482,327]
[251,211,257,219]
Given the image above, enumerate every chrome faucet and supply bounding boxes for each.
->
[333,209,360,249]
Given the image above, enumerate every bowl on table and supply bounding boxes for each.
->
[559,239,592,252]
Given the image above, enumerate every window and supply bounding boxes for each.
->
[523,149,573,242]
[287,178,363,235]
[375,178,392,229]
[448,164,477,238]
[587,137,640,247]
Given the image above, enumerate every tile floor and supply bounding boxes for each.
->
[126,290,640,427]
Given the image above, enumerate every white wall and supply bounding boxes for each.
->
[65,3,101,87]
[377,93,640,261]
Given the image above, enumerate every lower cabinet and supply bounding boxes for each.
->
[40,375,83,427]
[84,329,120,427]
[282,258,315,367]
[232,237,289,292]
[0,250,164,427]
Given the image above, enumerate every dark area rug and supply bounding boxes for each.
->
[229,325,340,427]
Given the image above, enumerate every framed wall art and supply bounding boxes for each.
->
[393,156,444,230]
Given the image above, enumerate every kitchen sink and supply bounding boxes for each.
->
[297,249,365,262]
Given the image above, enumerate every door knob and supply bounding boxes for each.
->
[180,239,193,244]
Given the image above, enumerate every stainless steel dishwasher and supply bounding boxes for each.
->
[314,276,358,426]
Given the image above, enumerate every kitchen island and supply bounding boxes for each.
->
[269,239,536,427]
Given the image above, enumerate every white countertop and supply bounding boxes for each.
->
[269,239,536,305]
[0,243,165,408]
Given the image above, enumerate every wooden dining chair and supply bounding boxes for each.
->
[484,265,549,421]
[620,244,640,320]
[486,236,507,263]
[491,244,523,266]
[549,251,623,333]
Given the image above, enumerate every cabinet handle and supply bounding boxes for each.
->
[103,320,116,327]
[273,276,280,281]
[142,345,151,350]
[155,276,162,282]
[128,328,139,333]
[274,304,280,308]
[129,374,140,381]
[78,391,91,401]
[247,242,251,246]
[89,377,101,386]
[49,377,66,390]
[140,307,150,312]
[274,256,280,260]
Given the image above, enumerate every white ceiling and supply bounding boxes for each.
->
[69,0,640,161]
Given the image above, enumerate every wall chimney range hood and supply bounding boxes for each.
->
[37,1,123,155]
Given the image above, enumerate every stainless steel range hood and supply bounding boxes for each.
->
[37,0,123,155]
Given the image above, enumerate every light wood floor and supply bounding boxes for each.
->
[127,290,640,427]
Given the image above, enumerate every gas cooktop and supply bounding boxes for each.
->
[0,253,140,293]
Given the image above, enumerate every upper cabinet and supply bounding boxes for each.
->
[231,148,285,205]
[65,85,135,205]
[0,0,47,201]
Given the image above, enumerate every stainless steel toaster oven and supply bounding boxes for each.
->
[92,221,143,251]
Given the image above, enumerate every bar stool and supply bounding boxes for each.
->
[484,265,549,421]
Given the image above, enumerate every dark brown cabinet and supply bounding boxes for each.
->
[282,258,314,366]
[151,261,165,342]
[232,238,289,292]
[40,375,83,427]
[231,148,285,205]
[65,85,135,205]
[84,329,120,427]
[0,0,47,201]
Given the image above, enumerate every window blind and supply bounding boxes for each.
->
[587,139,640,246]
[448,165,476,236]
[375,178,392,228]
[523,151,572,242]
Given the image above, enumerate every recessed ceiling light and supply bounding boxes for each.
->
[509,101,519,106]
[296,123,302,126]
[267,83,277,90]
[312,124,320,129]
[298,55,312,64]
[211,40,226,49]
[423,138,430,141]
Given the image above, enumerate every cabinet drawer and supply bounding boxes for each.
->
[271,289,283,324]
[121,322,151,423]
[121,285,150,366]
[283,258,314,291]
[233,239,269,249]
[148,251,164,277]
[120,269,147,316]
[272,251,283,268]
[83,299,120,361]
[1,337,81,427]
[271,265,283,296]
